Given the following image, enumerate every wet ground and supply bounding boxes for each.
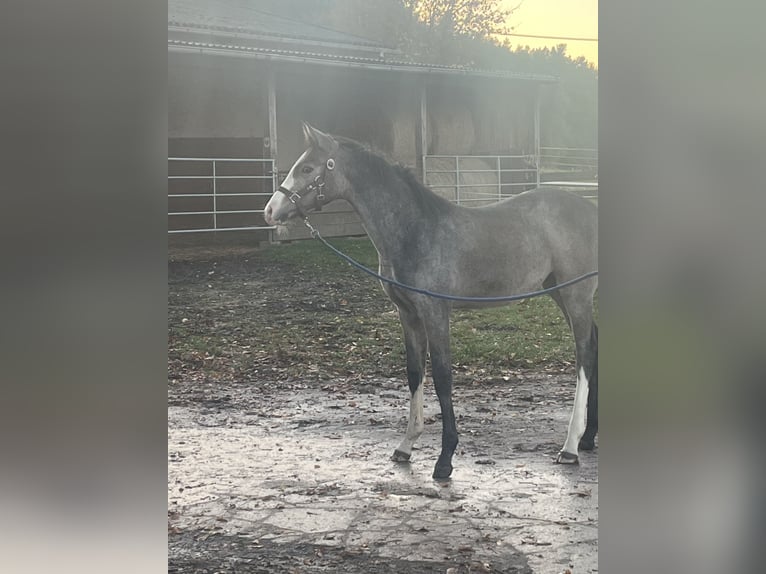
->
[168,241,597,573]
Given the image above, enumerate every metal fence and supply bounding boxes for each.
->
[423,155,538,206]
[539,147,598,200]
[540,146,598,172]
[540,180,599,201]
[168,157,277,234]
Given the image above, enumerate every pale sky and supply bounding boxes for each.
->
[500,0,598,66]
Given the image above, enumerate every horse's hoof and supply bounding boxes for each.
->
[391,449,411,462]
[432,463,453,481]
[578,436,596,451]
[555,451,579,464]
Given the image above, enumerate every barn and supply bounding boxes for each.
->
[168,0,556,240]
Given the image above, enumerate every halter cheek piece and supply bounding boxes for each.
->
[278,158,335,217]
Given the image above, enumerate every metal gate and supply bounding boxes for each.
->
[168,157,276,233]
[423,155,538,206]
[539,146,598,173]
[539,147,598,200]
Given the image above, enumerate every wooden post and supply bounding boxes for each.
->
[267,67,278,167]
[267,67,278,242]
[533,84,541,187]
[416,79,428,181]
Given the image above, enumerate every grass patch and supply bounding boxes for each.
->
[259,236,378,272]
[452,299,574,369]
[261,238,577,369]
[169,237,593,383]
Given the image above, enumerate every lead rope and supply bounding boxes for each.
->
[302,218,597,303]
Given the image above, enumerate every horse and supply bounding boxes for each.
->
[264,123,598,480]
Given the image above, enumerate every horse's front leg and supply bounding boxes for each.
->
[392,308,427,462]
[423,306,458,480]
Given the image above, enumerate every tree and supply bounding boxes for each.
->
[398,0,517,63]
[503,44,598,147]
[249,0,596,147]
[403,0,513,38]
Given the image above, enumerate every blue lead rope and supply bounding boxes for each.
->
[303,218,598,303]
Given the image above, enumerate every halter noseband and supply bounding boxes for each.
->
[278,158,335,217]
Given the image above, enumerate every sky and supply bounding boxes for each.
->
[499,0,598,66]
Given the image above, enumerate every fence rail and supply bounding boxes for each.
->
[540,146,598,172]
[424,151,598,206]
[539,146,598,200]
[423,155,538,206]
[168,157,277,234]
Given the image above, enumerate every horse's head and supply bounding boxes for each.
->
[264,123,344,226]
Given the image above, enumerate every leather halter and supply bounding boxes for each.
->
[278,158,335,217]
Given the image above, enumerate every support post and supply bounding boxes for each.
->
[267,68,278,174]
[416,79,428,181]
[533,85,541,187]
[267,68,278,242]
[497,155,502,200]
[212,160,217,230]
[455,156,460,205]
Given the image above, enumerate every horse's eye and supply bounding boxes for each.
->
[301,165,313,174]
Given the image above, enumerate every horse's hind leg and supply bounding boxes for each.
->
[555,294,598,464]
[551,287,599,452]
[392,308,428,462]
[578,324,598,451]
[548,283,597,452]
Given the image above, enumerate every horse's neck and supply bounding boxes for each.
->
[346,176,422,261]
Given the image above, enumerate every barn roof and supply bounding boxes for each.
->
[169,0,393,52]
[168,0,556,83]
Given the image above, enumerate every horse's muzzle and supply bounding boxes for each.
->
[264,190,300,225]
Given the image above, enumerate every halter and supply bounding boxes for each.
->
[278,158,335,217]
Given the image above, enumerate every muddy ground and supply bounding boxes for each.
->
[168,240,597,574]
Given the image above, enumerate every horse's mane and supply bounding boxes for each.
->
[336,136,453,215]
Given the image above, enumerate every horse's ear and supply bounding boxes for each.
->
[302,122,314,145]
[303,123,337,153]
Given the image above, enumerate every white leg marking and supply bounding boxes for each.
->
[396,381,424,456]
[562,367,589,455]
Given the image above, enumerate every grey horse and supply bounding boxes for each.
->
[265,123,598,480]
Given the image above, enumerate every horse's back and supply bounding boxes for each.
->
[472,187,596,243]
[526,186,596,242]
[515,187,598,285]
[490,186,595,217]
[388,186,596,304]
[456,187,597,290]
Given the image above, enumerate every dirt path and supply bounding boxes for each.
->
[169,376,597,573]
[168,244,597,573]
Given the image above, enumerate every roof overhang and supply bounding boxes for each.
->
[168,39,558,84]
[168,22,397,55]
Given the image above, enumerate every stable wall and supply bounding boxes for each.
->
[169,52,536,240]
